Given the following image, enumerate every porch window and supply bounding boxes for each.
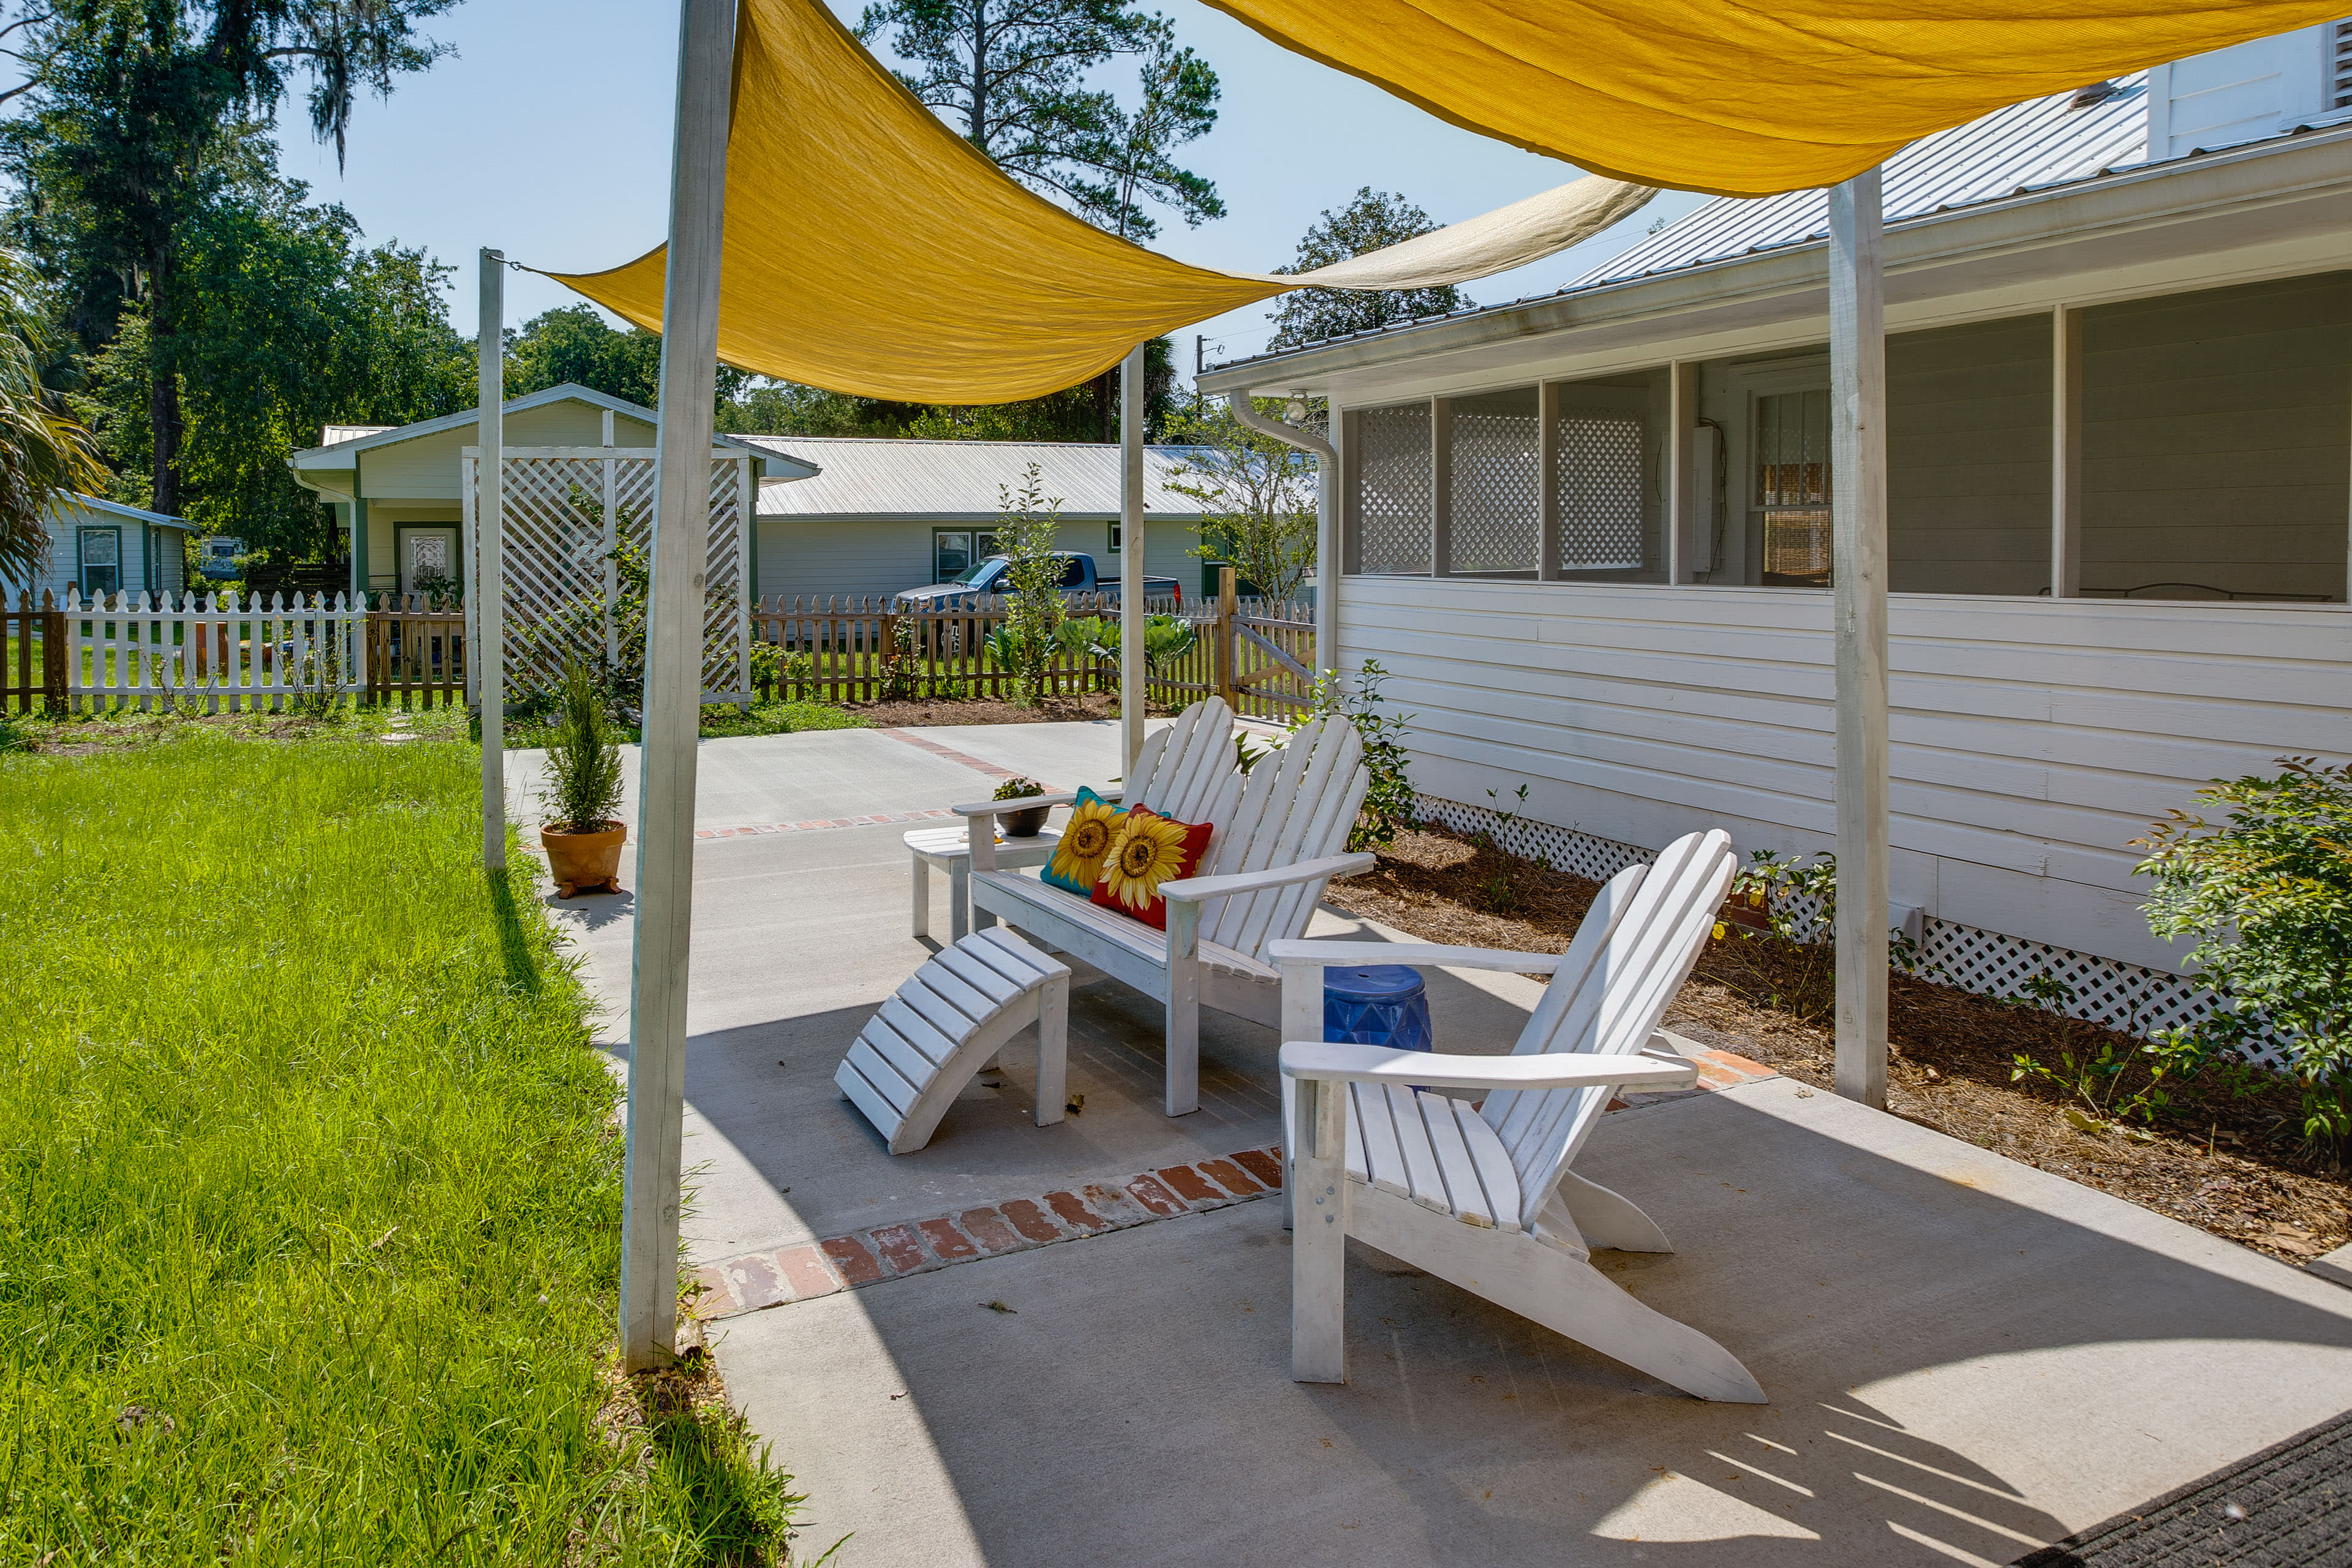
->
[1756,388,1831,586]
[1447,389,1539,573]
[1351,402,1433,574]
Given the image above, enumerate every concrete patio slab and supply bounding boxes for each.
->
[542,722,2352,1566]
[717,1079,2352,1567]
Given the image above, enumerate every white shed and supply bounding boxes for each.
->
[733,435,1214,601]
[2,493,194,601]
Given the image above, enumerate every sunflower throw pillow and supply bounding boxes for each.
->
[1041,786,1128,895]
[1090,805,1215,931]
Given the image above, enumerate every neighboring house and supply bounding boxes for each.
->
[1197,27,2352,1012]
[2,493,194,601]
[285,384,815,599]
[731,435,1216,602]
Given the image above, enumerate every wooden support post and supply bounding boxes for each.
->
[1667,360,1701,582]
[478,250,506,872]
[620,0,734,1374]
[2051,304,2083,599]
[1215,564,1237,709]
[1828,169,1890,1112]
[1120,341,1147,773]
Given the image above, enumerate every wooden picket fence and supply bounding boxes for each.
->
[2,589,467,712]
[749,578,1314,714]
[1147,571,1319,720]
[366,593,467,709]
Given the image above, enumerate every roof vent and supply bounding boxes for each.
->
[2068,80,2119,110]
[2334,20,2352,111]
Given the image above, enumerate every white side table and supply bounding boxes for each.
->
[907,823,1063,942]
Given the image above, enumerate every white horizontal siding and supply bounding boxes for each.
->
[1337,575,2350,970]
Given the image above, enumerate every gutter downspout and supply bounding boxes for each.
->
[1224,393,1339,682]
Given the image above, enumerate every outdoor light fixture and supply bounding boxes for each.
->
[1283,394,1310,426]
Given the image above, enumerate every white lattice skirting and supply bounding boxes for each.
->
[1412,794,2242,1055]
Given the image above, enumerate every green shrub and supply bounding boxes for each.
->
[2137,758,2352,1146]
[1298,658,1414,851]
[541,660,625,834]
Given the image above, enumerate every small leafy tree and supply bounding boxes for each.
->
[995,462,1066,705]
[2136,758,2352,1147]
[1161,398,1319,603]
[1298,658,1414,851]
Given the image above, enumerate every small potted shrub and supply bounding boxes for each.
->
[995,775,1049,838]
[540,661,627,897]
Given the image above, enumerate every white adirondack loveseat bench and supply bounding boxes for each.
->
[959,698,1373,1116]
[1277,829,1767,1403]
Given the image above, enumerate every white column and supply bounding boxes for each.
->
[478,250,505,872]
[1429,396,1452,576]
[621,0,735,1373]
[1119,342,1147,773]
[1667,360,1700,582]
[1537,382,1562,582]
[2051,305,2083,598]
[1316,426,1338,678]
[1828,169,1889,1111]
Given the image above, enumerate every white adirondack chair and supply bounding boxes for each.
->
[962,696,1374,1116]
[1275,829,1766,1403]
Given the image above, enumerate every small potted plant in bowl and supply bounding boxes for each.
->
[540,660,627,897]
[994,775,1050,838]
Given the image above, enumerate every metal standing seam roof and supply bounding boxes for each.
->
[1569,75,2152,288]
[734,435,1219,518]
[1212,77,2179,371]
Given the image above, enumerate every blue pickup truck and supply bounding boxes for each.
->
[893,551,1180,611]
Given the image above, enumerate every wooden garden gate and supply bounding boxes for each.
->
[461,446,755,705]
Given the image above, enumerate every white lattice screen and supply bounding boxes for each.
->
[1447,392,1540,573]
[1351,403,1433,575]
[1554,412,1647,571]
[461,447,753,704]
[1417,793,2252,1058]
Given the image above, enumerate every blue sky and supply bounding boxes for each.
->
[270,0,1711,389]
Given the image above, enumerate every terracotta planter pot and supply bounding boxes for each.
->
[1000,804,1050,838]
[543,821,626,897]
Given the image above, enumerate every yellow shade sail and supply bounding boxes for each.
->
[548,0,2345,401]
[1196,0,2351,198]
[545,0,1651,404]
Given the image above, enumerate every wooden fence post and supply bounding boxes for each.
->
[42,597,66,712]
[1215,565,1238,710]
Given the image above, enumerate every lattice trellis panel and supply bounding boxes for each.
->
[1554,412,1647,571]
[1417,792,2260,1058]
[462,447,752,704]
[1352,403,1432,575]
[1447,402,1540,573]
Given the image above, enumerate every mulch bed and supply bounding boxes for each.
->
[1322,823,2352,1268]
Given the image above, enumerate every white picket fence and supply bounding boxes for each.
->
[54,589,368,713]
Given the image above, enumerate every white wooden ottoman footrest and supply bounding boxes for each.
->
[836,927,1072,1155]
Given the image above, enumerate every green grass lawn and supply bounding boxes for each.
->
[0,724,810,1564]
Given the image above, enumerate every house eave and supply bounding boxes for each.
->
[1199,122,2352,398]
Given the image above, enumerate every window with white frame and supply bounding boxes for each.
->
[1754,388,1832,586]
[932,528,1001,581]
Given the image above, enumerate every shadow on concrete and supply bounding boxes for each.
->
[719,1080,2352,1568]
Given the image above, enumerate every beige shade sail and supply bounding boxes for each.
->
[543,0,1652,404]
[548,0,2341,400]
